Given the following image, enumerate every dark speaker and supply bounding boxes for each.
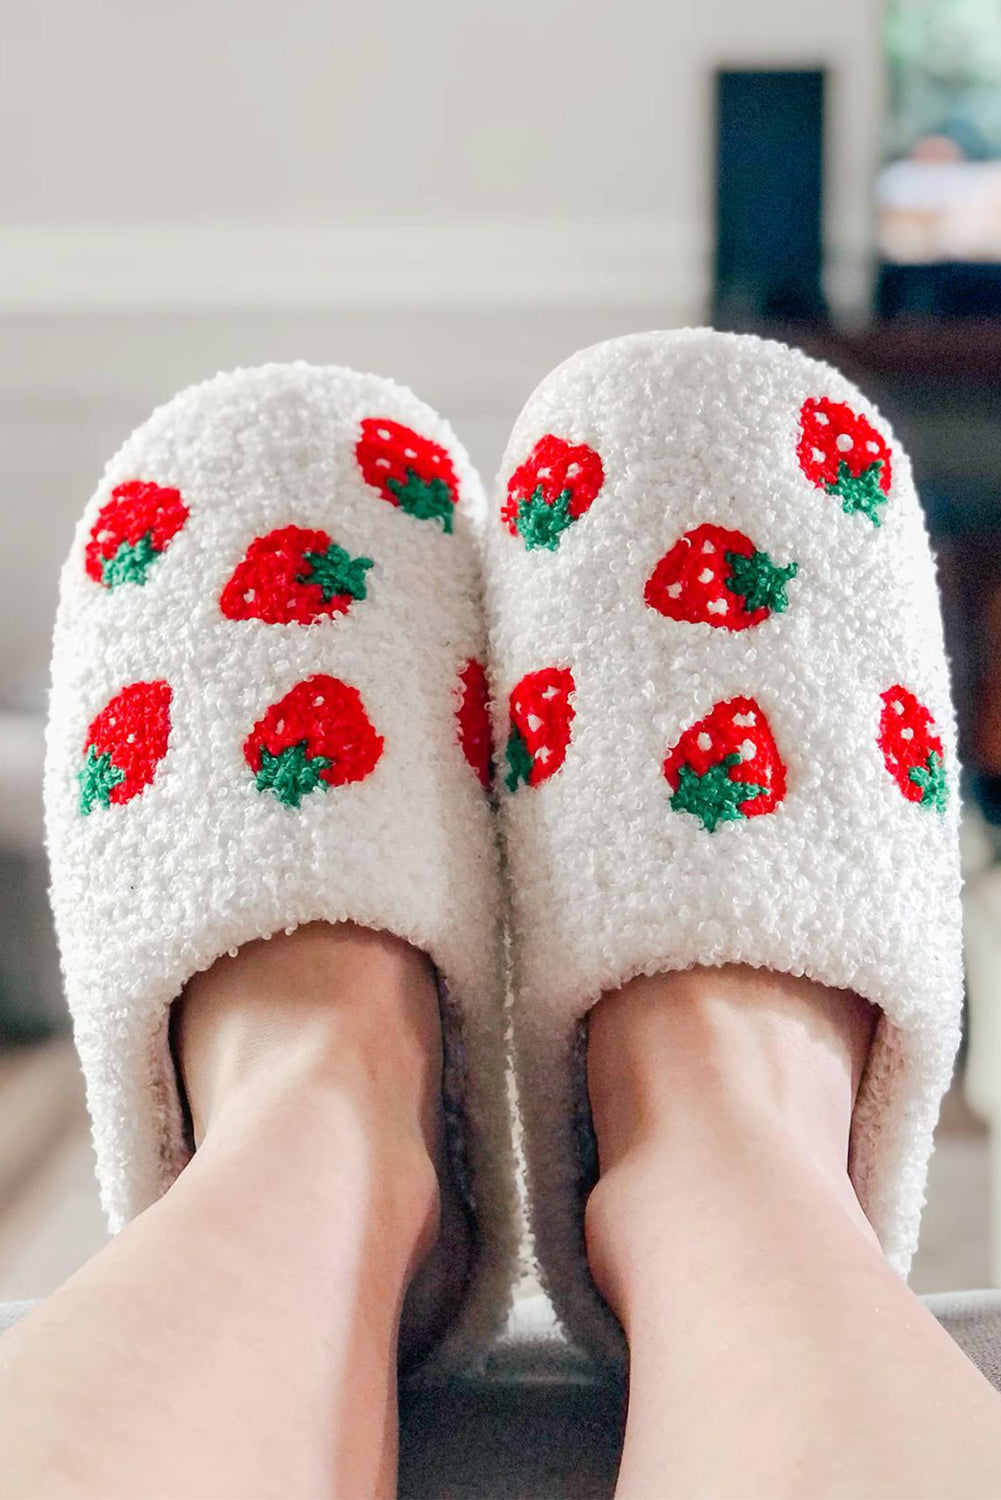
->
[714,69,827,327]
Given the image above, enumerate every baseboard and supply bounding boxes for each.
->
[0,217,709,315]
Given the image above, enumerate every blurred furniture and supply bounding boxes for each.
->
[0,708,61,1040]
[965,853,1001,1286]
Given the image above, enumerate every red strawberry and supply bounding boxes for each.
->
[663,696,786,833]
[645,523,797,630]
[797,397,892,527]
[456,659,493,791]
[219,526,373,625]
[878,685,948,812]
[356,418,459,533]
[504,667,575,792]
[244,674,383,808]
[501,435,604,551]
[78,680,172,814]
[85,480,189,588]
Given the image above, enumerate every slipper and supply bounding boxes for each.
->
[484,329,962,1356]
[44,362,513,1355]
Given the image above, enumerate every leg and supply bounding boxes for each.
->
[0,922,465,1499]
[586,965,1001,1500]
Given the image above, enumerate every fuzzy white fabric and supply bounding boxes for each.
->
[483,330,963,1358]
[45,363,513,1356]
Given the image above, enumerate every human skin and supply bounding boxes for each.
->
[0,922,467,1499]
[586,964,1001,1499]
[3,941,1001,1497]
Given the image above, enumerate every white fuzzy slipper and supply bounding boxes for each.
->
[483,329,962,1356]
[44,363,513,1353]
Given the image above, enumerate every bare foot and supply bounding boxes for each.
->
[173,921,472,1363]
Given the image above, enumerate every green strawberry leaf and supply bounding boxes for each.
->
[101,532,159,588]
[515,486,575,551]
[826,459,887,527]
[504,726,534,793]
[255,741,333,808]
[724,549,798,616]
[298,545,373,603]
[77,744,126,815]
[386,468,455,533]
[908,749,948,813]
[670,753,767,833]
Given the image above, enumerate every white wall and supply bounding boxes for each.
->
[0,0,886,678]
[1,0,884,305]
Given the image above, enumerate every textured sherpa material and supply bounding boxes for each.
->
[483,329,963,1358]
[45,363,513,1356]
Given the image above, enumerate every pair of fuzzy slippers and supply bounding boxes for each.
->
[45,331,962,1362]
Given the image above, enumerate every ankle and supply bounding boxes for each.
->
[174,922,442,1147]
[584,966,879,1320]
[174,923,444,1247]
[199,1059,443,1251]
[171,921,456,1294]
[587,965,875,1172]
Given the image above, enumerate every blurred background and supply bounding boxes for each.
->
[1,0,1000,1305]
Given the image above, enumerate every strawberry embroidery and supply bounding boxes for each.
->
[245,675,383,808]
[356,418,459,533]
[501,435,604,551]
[456,659,493,791]
[78,680,172,814]
[663,696,786,833]
[645,523,797,630]
[878,685,948,812]
[219,526,373,625]
[504,667,575,792]
[797,397,892,527]
[85,480,189,588]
